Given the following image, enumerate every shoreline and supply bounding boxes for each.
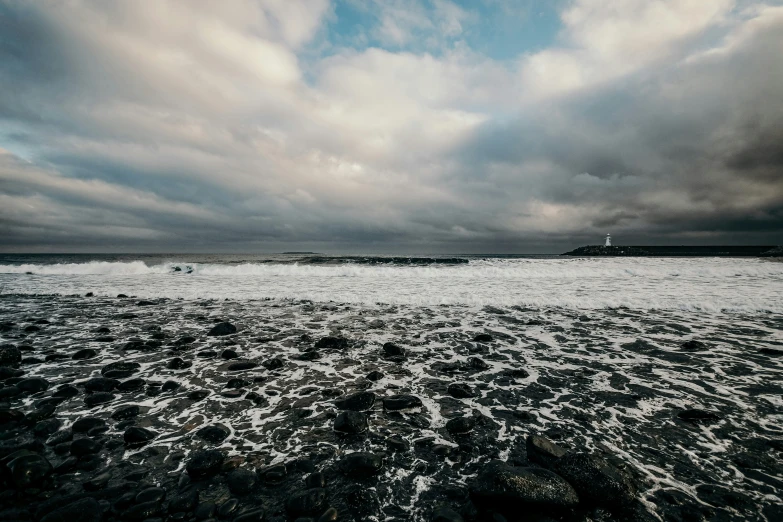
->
[0,295,781,521]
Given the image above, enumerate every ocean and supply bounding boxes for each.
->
[1,253,781,520]
[1,253,781,312]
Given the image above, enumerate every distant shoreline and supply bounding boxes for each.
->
[562,245,781,257]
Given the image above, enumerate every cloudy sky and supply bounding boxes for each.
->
[1,0,782,253]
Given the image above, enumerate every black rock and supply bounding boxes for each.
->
[53,455,77,474]
[218,498,240,518]
[194,502,216,520]
[101,362,141,378]
[111,405,140,420]
[167,357,191,370]
[221,349,239,360]
[117,379,145,392]
[84,392,115,407]
[40,497,101,522]
[72,417,106,433]
[83,471,111,491]
[473,333,493,343]
[226,378,251,389]
[227,468,258,495]
[319,507,338,522]
[53,385,79,399]
[296,350,321,361]
[123,500,162,521]
[467,357,490,370]
[0,385,21,398]
[162,380,180,392]
[677,409,721,425]
[681,340,707,352]
[124,427,156,446]
[431,507,464,522]
[366,370,384,381]
[186,449,224,479]
[551,452,637,510]
[70,438,101,456]
[305,472,326,489]
[335,391,376,411]
[382,342,406,357]
[0,345,22,365]
[72,349,98,360]
[34,418,62,437]
[0,408,25,425]
[469,461,579,511]
[137,300,155,306]
[339,452,383,478]
[314,336,349,349]
[526,435,567,468]
[334,411,369,434]
[226,361,258,371]
[136,486,166,503]
[83,377,119,392]
[445,416,475,435]
[197,424,230,444]
[382,394,423,411]
[46,430,72,446]
[262,357,284,370]
[234,508,266,522]
[6,452,52,488]
[169,490,199,513]
[285,488,328,516]
[263,463,287,484]
[447,383,474,398]
[208,322,237,336]
[188,390,210,401]
[17,377,50,393]
[175,336,196,345]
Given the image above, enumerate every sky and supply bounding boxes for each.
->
[1,0,782,254]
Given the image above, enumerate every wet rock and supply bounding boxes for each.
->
[473,333,493,342]
[383,394,423,411]
[0,385,21,398]
[40,497,101,522]
[218,498,240,518]
[759,347,783,356]
[72,349,98,360]
[46,430,72,446]
[382,342,406,357]
[72,417,106,433]
[339,452,383,478]
[552,452,637,510]
[123,500,162,520]
[208,322,237,336]
[319,507,338,522]
[70,438,101,456]
[221,349,239,360]
[84,392,115,407]
[226,361,258,371]
[197,424,230,444]
[194,502,216,519]
[467,357,490,370]
[124,427,156,446]
[431,507,464,522]
[226,378,251,389]
[227,468,258,495]
[526,435,567,468]
[83,471,111,491]
[111,405,140,420]
[334,411,369,434]
[175,336,196,346]
[186,449,224,479]
[333,391,375,412]
[17,377,50,393]
[117,378,145,391]
[296,350,321,361]
[188,390,210,401]
[162,380,180,392]
[677,409,721,425]
[262,357,284,370]
[167,357,192,370]
[262,463,287,484]
[366,370,384,381]
[136,486,166,503]
[681,340,707,352]
[53,385,79,399]
[169,490,199,513]
[0,345,22,365]
[447,383,474,399]
[34,418,62,437]
[315,336,349,349]
[6,452,52,488]
[286,488,328,516]
[83,377,118,392]
[469,461,579,511]
[305,472,326,489]
[445,416,475,435]
[234,508,266,522]
[101,362,140,379]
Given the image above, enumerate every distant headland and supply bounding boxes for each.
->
[562,244,781,257]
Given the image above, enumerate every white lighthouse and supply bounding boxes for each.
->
[605,234,612,247]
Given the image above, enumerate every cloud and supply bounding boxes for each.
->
[0,0,782,252]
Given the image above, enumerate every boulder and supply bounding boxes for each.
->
[40,497,101,522]
[208,322,237,336]
[339,452,383,478]
[526,435,567,468]
[286,488,328,516]
[17,377,50,393]
[445,416,475,435]
[6,452,52,488]
[447,383,474,399]
[382,342,406,357]
[383,394,423,411]
[0,345,22,365]
[314,337,349,349]
[197,424,230,444]
[552,452,637,510]
[186,449,224,479]
[335,391,376,411]
[334,411,369,434]
[469,461,579,510]
[124,427,155,446]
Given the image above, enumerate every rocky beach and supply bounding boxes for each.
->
[1,289,782,521]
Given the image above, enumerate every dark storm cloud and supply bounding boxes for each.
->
[1,1,782,253]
